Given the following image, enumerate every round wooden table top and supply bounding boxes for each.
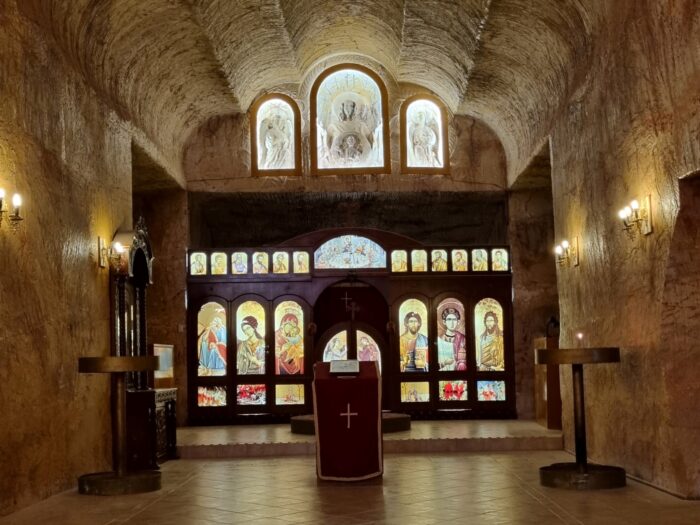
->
[534,347,620,365]
[78,356,160,374]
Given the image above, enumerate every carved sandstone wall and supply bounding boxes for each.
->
[184,112,507,193]
[508,188,559,419]
[551,0,700,497]
[0,3,132,515]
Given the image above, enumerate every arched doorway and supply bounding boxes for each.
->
[314,280,389,404]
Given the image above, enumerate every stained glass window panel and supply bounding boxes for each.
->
[293,251,310,273]
[231,252,248,274]
[477,380,506,401]
[436,299,467,371]
[439,381,468,401]
[256,98,295,170]
[411,250,427,272]
[275,301,304,375]
[474,298,505,371]
[451,249,468,271]
[198,386,227,407]
[314,235,386,269]
[406,99,444,168]
[210,252,227,275]
[391,250,408,272]
[190,252,207,275]
[356,330,381,371]
[398,299,429,372]
[252,252,269,274]
[491,248,509,271]
[322,331,348,361]
[431,249,448,272]
[316,68,384,170]
[401,382,430,402]
[275,384,305,405]
[471,249,488,271]
[237,384,266,405]
[236,301,266,375]
[197,302,227,377]
[272,252,289,274]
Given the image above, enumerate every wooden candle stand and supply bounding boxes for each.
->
[78,356,161,495]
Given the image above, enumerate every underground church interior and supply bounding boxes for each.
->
[1,0,700,523]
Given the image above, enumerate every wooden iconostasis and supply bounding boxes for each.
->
[187,228,514,424]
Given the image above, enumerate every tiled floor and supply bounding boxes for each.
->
[0,451,700,525]
[3,422,699,524]
[177,420,564,458]
[4,451,700,524]
[177,420,563,446]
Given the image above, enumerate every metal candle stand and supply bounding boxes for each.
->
[535,347,626,490]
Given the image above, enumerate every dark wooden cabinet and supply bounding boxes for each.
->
[126,389,158,471]
[155,388,177,461]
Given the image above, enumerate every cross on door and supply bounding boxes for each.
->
[339,402,358,429]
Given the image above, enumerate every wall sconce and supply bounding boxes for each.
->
[554,237,579,267]
[618,195,652,237]
[0,189,24,230]
[98,236,127,270]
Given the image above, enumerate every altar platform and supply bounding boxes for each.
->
[177,419,562,459]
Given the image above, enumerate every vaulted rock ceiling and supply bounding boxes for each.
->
[19,0,595,186]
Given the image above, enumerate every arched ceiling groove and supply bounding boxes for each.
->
[279,0,405,83]
[397,0,492,111]
[461,0,593,183]
[19,0,238,183]
[186,0,301,110]
[18,0,595,186]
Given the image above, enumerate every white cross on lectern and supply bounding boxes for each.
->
[340,403,358,429]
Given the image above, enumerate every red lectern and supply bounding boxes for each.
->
[313,361,383,481]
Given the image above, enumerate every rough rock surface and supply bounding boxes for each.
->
[551,0,700,498]
[0,2,131,515]
[3,0,700,512]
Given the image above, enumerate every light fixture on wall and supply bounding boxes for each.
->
[618,195,652,237]
[554,237,579,267]
[0,189,24,230]
[98,236,128,270]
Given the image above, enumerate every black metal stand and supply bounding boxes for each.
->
[535,348,626,490]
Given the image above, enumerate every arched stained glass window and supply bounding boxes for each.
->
[210,252,227,275]
[474,298,505,371]
[391,250,408,272]
[236,301,266,375]
[471,249,488,271]
[398,299,429,372]
[314,235,386,269]
[197,302,227,377]
[491,248,509,271]
[275,301,304,375]
[251,94,300,176]
[311,65,388,174]
[190,252,207,275]
[411,250,427,272]
[401,95,449,174]
[436,298,467,371]
[405,99,444,168]
[322,330,348,361]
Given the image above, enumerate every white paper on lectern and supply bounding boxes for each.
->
[330,360,360,374]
